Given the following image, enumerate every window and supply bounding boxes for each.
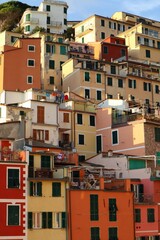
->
[109,198,117,221]
[46,44,55,53]
[118,79,123,88]
[79,134,84,145]
[90,194,99,221]
[33,129,49,141]
[58,38,63,43]
[49,60,55,69]
[79,155,85,162]
[47,16,50,24]
[52,182,61,197]
[146,49,150,58]
[27,75,33,84]
[121,49,126,56]
[25,25,30,32]
[108,227,118,240]
[11,36,18,43]
[143,82,151,92]
[112,130,118,145]
[63,113,69,122]
[37,106,44,123]
[107,94,113,99]
[128,79,136,89]
[64,18,67,25]
[41,156,50,169]
[33,212,42,228]
[60,46,67,55]
[60,61,64,70]
[101,19,105,26]
[42,212,52,228]
[101,32,105,39]
[91,227,100,240]
[64,7,67,14]
[8,205,19,226]
[53,212,66,228]
[103,46,108,54]
[155,85,160,94]
[90,115,95,126]
[26,14,30,21]
[155,128,160,142]
[46,5,50,11]
[82,37,84,43]
[108,77,113,86]
[85,72,90,81]
[8,168,19,188]
[111,65,116,74]
[97,90,102,100]
[157,41,160,49]
[77,113,83,125]
[49,76,54,85]
[135,209,141,222]
[147,208,155,222]
[30,182,42,196]
[27,59,35,67]
[96,73,101,83]
[85,89,90,99]
[28,45,35,52]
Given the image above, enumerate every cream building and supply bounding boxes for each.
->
[20,0,68,35]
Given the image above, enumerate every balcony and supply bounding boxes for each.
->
[0,150,26,162]
[50,21,62,27]
[69,46,94,55]
[134,193,153,204]
[25,18,39,24]
[28,167,66,179]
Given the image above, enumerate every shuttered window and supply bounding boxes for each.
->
[8,169,19,188]
[8,205,19,225]
[52,182,61,197]
[90,195,99,221]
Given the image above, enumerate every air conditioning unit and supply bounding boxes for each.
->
[156,170,160,178]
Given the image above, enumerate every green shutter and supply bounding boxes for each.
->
[90,195,99,221]
[61,212,66,228]
[8,206,19,225]
[109,227,118,239]
[28,212,33,229]
[42,212,47,228]
[30,182,33,196]
[48,212,52,228]
[37,182,42,196]
[135,209,141,223]
[8,169,19,188]
[85,72,90,81]
[109,198,117,221]
[60,46,66,55]
[97,74,101,83]
[147,208,155,222]
[91,227,100,240]
[52,182,61,197]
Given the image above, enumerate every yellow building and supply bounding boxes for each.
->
[0,30,22,46]
[73,14,133,44]
[30,31,69,91]
[62,58,106,102]
[59,92,97,161]
[27,152,67,240]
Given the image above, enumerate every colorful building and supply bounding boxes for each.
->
[0,139,28,240]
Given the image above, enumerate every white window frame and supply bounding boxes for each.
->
[53,212,62,228]
[7,167,20,189]
[27,75,33,84]
[28,45,35,52]
[27,59,35,67]
[111,129,119,145]
[33,212,42,229]
[7,204,20,226]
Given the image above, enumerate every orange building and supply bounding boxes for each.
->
[67,168,135,240]
[0,38,41,91]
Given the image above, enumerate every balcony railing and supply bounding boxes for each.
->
[28,167,66,179]
[0,150,26,162]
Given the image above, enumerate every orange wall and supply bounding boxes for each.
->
[68,190,135,240]
[3,38,41,91]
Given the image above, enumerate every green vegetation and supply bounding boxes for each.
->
[0,1,37,32]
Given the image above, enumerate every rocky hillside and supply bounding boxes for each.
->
[0,1,37,32]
